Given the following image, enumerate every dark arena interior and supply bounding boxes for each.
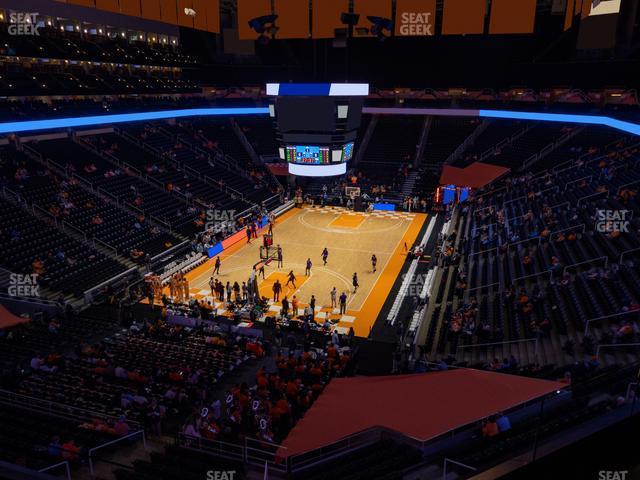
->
[2,1,640,479]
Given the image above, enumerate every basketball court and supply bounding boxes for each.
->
[176,205,427,336]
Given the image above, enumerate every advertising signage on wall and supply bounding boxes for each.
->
[395,0,436,36]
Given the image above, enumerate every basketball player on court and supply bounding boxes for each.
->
[371,254,377,273]
[272,280,281,302]
[209,276,215,297]
[305,258,312,276]
[330,287,337,308]
[286,270,297,288]
[321,247,329,265]
[213,256,221,275]
[277,245,283,268]
[258,263,266,279]
[352,272,359,293]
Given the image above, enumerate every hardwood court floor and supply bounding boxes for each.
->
[181,206,427,337]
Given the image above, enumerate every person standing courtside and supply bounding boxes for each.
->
[339,291,347,315]
[305,258,312,276]
[309,295,316,320]
[273,280,281,302]
[286,270,297,289]
[321,247,329,265]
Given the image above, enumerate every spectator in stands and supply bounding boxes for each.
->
[114,416,130,436]
[482,417,499,437]
[61,438,80,462]
[496,413,511,433]
[47,436,62,457]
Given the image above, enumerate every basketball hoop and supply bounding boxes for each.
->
[345,186,361,199]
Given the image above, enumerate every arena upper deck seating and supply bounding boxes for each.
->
[422,116,480,167]
[127,121,277,205]
[1,145,181,258]
[113,445,246,480]
[480,122,569,168]
[28,137,201,234]
[458,119,527,167]
[0,196,128,297]
[425,138,640,365]
[236,116,279,157]
[0,403,119,471]
[0,26,199,66]
[4,1,640,477]
[13,327,253,425]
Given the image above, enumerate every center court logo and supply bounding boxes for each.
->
[595,209,630,233]
[8,12,40,36]
[8,273,39,297]
[205,209,236,231]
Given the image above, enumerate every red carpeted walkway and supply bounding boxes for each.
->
[279,369,565,458]
[439,162,510,188]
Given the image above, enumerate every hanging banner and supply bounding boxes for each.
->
[395,0,436,36]
[442,0,486,35]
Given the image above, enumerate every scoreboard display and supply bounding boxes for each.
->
[267,83,367,177]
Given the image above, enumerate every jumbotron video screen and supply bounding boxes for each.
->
[268,83,367,176]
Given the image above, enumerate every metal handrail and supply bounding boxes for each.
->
[469,247,498,257]
[72,172,93,190]
[584,310,640,336]
[146,174,165,189]
[596,342,640,358]
[88,430,147,477]
[122,162,141,175]
[94,237,118,256]
[33,204,58,226]
[616,178,640,195]
[38,460,71,480]
[62,220,87,241]
[564,174,593,191]
[620,247,640,263]
[513,270,553,284]
[466,282,500,293]
[506,236,542,250]
[0,389,140,429]
[456,338,538,357]
[577,189,608,206]
[443,458,477,480]
[562,256,608,275]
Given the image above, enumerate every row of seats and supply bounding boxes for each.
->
[0,25,199,66]
[2,145,181,258]
[0,197,128,297]
[428,135,640,359]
